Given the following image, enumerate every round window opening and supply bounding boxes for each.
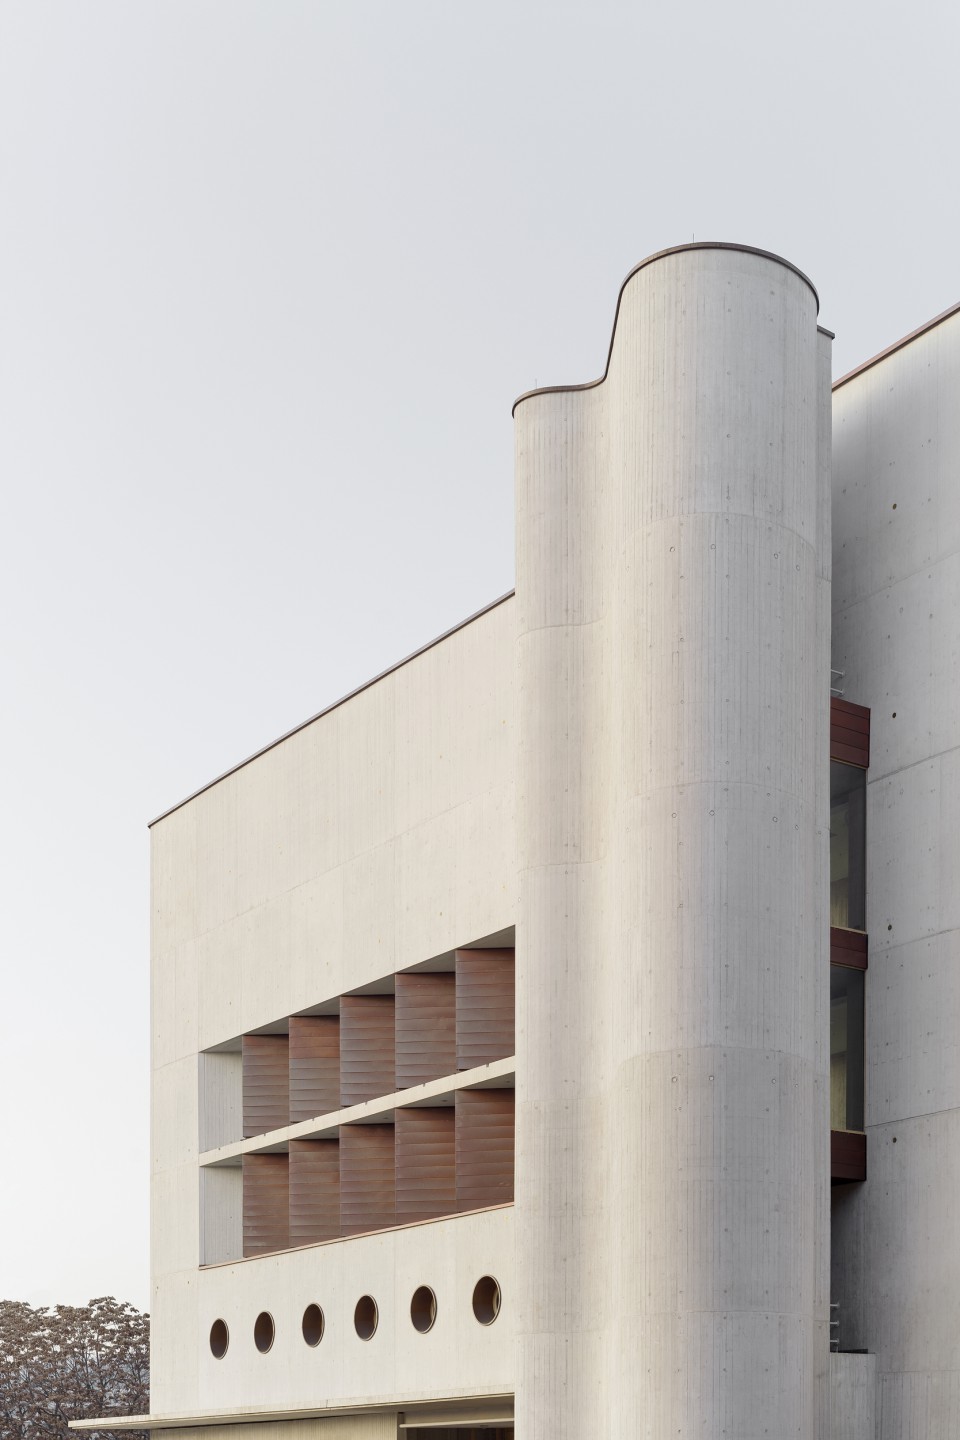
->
[209,1319,229,1359]
[302,1304,325,1347]
[354,1294,378,1341]
[254,1311,275,1354]
[472,1275,501,1326]
[410,1285,437,1334]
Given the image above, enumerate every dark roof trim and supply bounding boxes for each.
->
[833,299,960,390]
[148,589,516,828]
[511,241,820,416]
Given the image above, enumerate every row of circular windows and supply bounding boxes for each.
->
[209,1275,502,1357]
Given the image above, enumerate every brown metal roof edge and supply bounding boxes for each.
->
[148,589,516,828]
[511,241,821,417]
[833,299,960,391]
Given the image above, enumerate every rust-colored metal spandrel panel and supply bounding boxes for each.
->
[831,697,870,768]
[339,1123,396,1236]
[455,950,515,1071]
[395,1107,456,1224]
[289,1015,340,1122]
[395,973,457,1088]
[242,1153,289,1257]
[831,1128,867,1183]
[289,1137,340,1246]
[455,1088,515,1212]
[339,995,396,1107]
[242,1034,290,1137]
[830,927,868,970]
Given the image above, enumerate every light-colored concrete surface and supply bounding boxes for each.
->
[832,306,960,1438]
[829,1352,876,1440]
[515,245,831,1438]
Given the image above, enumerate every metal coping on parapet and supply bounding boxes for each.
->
[148,589,517,828]
[833,298,960,391]
[511,241,821,416]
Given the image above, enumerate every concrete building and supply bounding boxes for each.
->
[72,244,960,1439]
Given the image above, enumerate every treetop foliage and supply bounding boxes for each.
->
[0,1297,148,1440]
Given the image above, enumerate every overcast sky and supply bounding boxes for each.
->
[1,0,957,1311]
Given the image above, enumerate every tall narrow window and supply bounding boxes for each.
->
[830,965,865,1132]
[830,762,866,931]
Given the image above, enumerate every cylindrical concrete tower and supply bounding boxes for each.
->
[514,244,832,1437]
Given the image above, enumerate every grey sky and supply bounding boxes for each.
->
[0,0,956,1310]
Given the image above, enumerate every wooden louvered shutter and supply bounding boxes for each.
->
[455,950,515,1071]
[339,1123,396,1236]
[242,1035,289,1137]
[289,1137,340,1246]
[289,1016,340,1122]
[339,995,396,1106]
[395,973,456,1088]
[830,697,870,767]
[455,1089,515,1212]
[395,1107,456,1224]
[242,1153,289,1256]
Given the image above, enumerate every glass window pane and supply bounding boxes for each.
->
[830,762,866,931]
[830,965,865,1132]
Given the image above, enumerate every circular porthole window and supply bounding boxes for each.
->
[302,1304,325,1347]
[410,1285,437,1334]
[472,1275,501,1325]
[254,1311,275,1353]
[209,1319,229,1358]
[354,1294,378,1341]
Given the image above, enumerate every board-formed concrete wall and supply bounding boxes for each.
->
[514,244,832,1439]
[832,309,960,1440]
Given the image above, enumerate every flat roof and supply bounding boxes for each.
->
[149,589,515,828]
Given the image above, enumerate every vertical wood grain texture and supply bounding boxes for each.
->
[339,1124,396,1235]
[339,995,396,1106]
[289,1015,340,1122]
[395,1107,456,1224]
[242,1153,289,1256]
[395,973,456,1087]
[242,1035,289,1137]
[830,697,870,767]
[289,1138,340,1245]
[455,950,515,1070]
[455,1088,515,1211]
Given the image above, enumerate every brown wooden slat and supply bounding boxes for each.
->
[831,697,870,767]
[289,1016,340,1122]
[339,1124,396,1236]
[339,995,396,1107]
[242,1153,289,1256]
[456,950,515,1071]
[831,1129,867,1183]
[242,1035,289,1137]
[395,973,457,1088]
[830,927,868,970]
[455,1089,515,1212]
[289,1138,340,1246]
[395,1107,456,1224]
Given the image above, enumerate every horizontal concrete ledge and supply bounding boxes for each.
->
[200,1055,516,1165]
[70,1391,515,1431]
[511,241,821,416]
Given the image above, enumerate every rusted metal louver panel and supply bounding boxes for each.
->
[395,973,456,1088]
[242,1035,289,1137]
[339,1124,396,1236]
[289,1138,340,1246]
[455,950,515,1071]
[830,697,870,768]
[455,1089,515,1212]
[242,1153,289,1256]
[289,1015,340,1122]
[339,995,396,1107]
[395,1107,456,1224]
[830,927,868,970]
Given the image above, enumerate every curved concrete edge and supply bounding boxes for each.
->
[511,241,820,416]
[833,299,960,390]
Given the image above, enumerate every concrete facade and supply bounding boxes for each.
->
[71,246,960,1439]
